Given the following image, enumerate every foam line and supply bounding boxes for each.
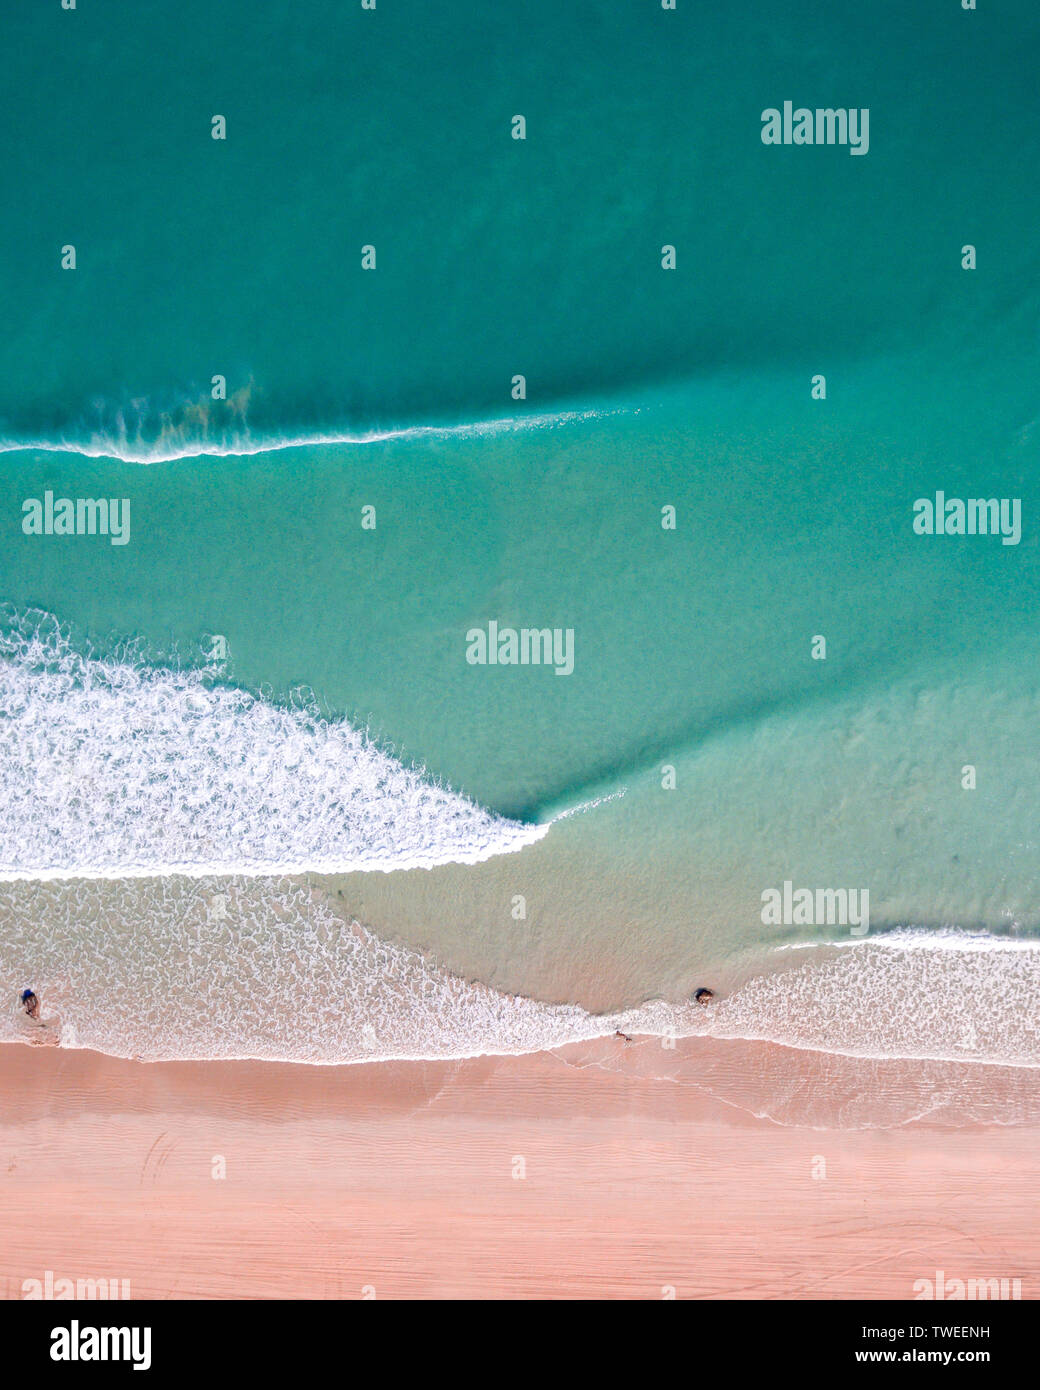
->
[0,405,621,465]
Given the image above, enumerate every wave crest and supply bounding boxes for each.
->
[0,402,617,465]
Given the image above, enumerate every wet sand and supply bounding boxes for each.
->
[0,1038,1037,1300]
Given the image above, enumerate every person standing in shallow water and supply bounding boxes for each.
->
[694,988,714,1004]
[20,988,40,1019]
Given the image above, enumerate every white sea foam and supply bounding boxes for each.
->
[0,876,636,1064]
[777,927,1040,954]
[0,405,619,466]
[549,788,627,822]
[0,871,1036,1081]
[706,931,1040,1068]
[0,613,547,879]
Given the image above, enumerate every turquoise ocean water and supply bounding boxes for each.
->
[1,1,1039,1096]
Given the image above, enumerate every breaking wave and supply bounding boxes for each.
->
[0,610,546,879]
[0,402,622,465]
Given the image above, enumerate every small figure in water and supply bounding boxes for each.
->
[20,988,40,1019]
[614,1029,633,1043]
[694,988,715,1005]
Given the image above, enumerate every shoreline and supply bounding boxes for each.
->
[6,1024,1040,1075]
[2,1038,1038,1299]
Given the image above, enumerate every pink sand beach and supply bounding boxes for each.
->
[1,1036,1037,1300]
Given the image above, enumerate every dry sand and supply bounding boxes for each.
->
[1,1036,1038,1300]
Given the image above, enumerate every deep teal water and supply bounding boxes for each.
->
[1,0,1037,442]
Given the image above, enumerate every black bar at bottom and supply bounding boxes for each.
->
[1,1298,1024,1375]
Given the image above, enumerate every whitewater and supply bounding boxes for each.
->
[1,870,1037,1078]
[0,610,547,879]
[0,402,622,466]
